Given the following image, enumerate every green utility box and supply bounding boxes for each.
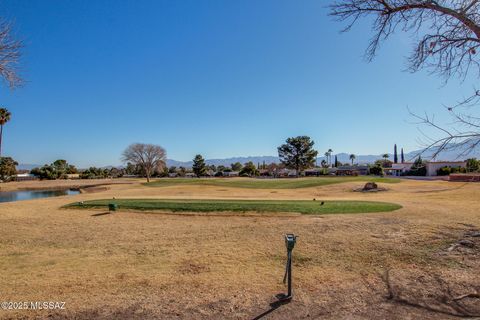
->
[108,203,118,212]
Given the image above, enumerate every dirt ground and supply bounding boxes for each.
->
[0,178,479,319]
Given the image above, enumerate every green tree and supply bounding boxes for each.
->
[31,159,77,180]
[321,159,328,168]
[239,161,259,177]
[375,159,392,168]
[125,162,137,175]
[0,156,17,181]
[278,136,318,176]
[408,156,427,176]
[326,148,333,166]
[53,159,70,179]
[401,148,405,163]
[349,154,356,165]
[178,166,187,177]
[382,153,390,167]
[369,164,383,176]
[394,144,398,163]
[0,108,11,157]
[231,162,243,172]
[168,166,177,174]
[466,158,479,172]
[192,154,207,177]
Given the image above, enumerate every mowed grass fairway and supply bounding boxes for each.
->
[145,176,400,189]
[66,199,402,215]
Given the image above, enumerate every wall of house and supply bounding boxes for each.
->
[426,162,466,176]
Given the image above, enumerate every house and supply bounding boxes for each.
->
[223,171,239,177]
[336,165,369,176]
[275,168,297,177]
[425,161,466,176]
[386,162,414,176]
[15,173,37,181]
[205,170,216,177]
[386,161,467,176]
[304,168,324,176]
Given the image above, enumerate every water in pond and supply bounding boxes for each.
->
[0,189,80,203]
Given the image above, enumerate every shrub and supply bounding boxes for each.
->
[437,166,451,176]
[0,157,18,181]
[369,165,383,176]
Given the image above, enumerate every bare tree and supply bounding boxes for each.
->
[0,20,22,89]
[122,143,166,182]
[329,0,480,158]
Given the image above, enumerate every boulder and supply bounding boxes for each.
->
[363,182,378,190]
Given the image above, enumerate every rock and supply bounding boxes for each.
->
[363,182,378,190]
[467,231,480,238]
[447,244,459,252]
[458,239,475,248]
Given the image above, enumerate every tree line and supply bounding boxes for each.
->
[2,137,480,182]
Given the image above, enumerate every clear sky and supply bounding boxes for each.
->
[0,0,476,167]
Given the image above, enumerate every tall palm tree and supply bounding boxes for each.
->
[349,154,356,165]
[328,148,333,165]
[382,153,389,167]
[0,108,11,157]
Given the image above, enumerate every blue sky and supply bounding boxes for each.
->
[0,0,476,167]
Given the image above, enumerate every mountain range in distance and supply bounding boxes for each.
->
[166,146,480,168]
[16,145,480,171]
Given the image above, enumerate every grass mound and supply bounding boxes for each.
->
[65,199,402,215]
[145,177,400,189]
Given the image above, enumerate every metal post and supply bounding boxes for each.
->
[279,234,297,302]
[287,250,292,297]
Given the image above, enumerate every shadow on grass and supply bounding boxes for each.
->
[251,295,291,320]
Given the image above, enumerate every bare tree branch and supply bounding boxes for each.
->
[122,143,166,182]
[330,1,480,159]
[0,20,22,89]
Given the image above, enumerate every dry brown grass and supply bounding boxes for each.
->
[0,178,479,319]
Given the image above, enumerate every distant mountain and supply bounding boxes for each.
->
[166,156,279,168]
[165,145,480,168]
[17,144,480,170]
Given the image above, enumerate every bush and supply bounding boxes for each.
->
[30,159,78,180]
[405,156,427,176]
[369,165,383,176]
[0,157,18,181]
[437,166,451,176]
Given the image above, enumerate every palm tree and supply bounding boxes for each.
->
[324,151,330,166]
[0,108,11,157]
[328,148,333,165]
[382,153,389,167]
[349,154,356,165]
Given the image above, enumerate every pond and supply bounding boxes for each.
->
[0,189,81,203]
